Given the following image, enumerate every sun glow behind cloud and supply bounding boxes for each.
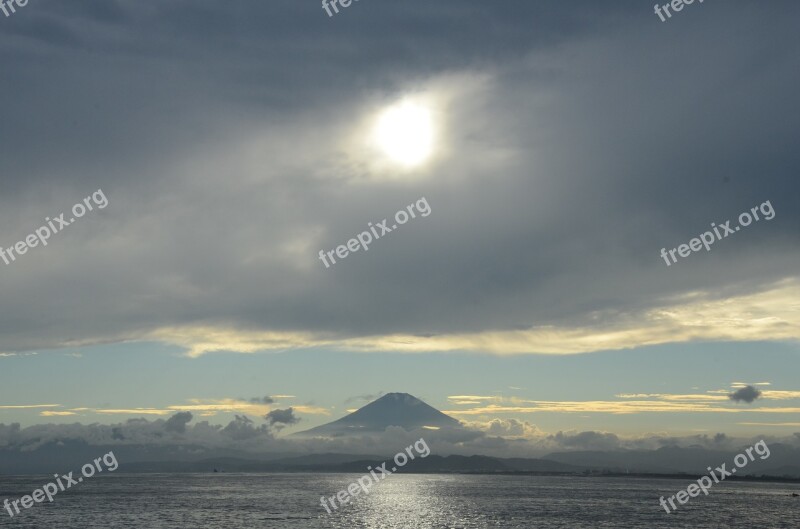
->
[372,99,435,167]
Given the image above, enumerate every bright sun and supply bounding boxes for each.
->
[373,100,434,167]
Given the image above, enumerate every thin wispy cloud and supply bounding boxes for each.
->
[446,387,800,416]
[28,399,332,420]
[0,404,60,409]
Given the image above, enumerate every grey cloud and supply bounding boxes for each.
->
[0,415,274,452]
[1,418,798,464]
[483,418,541,438]
[548,431,621,451]
[0,1,797,353]
[221,415,271,441]
[164,411,193,433]
[729,385,762,404]
[264,408,300,430]
[249,396,275,404]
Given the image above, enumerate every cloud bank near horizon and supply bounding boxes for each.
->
[3,412,799,460]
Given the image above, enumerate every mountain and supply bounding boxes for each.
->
[293,392,462,437]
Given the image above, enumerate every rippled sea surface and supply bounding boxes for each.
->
[1,473,799,528]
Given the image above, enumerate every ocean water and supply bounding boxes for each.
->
[1,473,799,528]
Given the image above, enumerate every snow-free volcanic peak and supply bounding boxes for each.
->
[293,392,461,437]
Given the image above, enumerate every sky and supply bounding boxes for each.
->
[0,0,799,454]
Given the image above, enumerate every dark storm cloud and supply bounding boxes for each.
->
[729,386,763,404]
[0,0,798,353]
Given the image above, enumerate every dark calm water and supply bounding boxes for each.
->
[1,473,798,528]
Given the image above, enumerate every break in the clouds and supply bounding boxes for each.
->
[0,0,798,356]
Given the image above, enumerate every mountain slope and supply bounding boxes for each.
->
[293,392,461,437]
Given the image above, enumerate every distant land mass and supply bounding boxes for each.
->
[116,453,800,483]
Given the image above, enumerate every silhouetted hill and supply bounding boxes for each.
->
[120,453,581,474]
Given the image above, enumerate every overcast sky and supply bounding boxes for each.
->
[0,0,798,451]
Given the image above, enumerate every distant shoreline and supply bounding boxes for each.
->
[5,470,798,485]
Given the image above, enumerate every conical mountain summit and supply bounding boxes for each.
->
[293,392,461,437]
